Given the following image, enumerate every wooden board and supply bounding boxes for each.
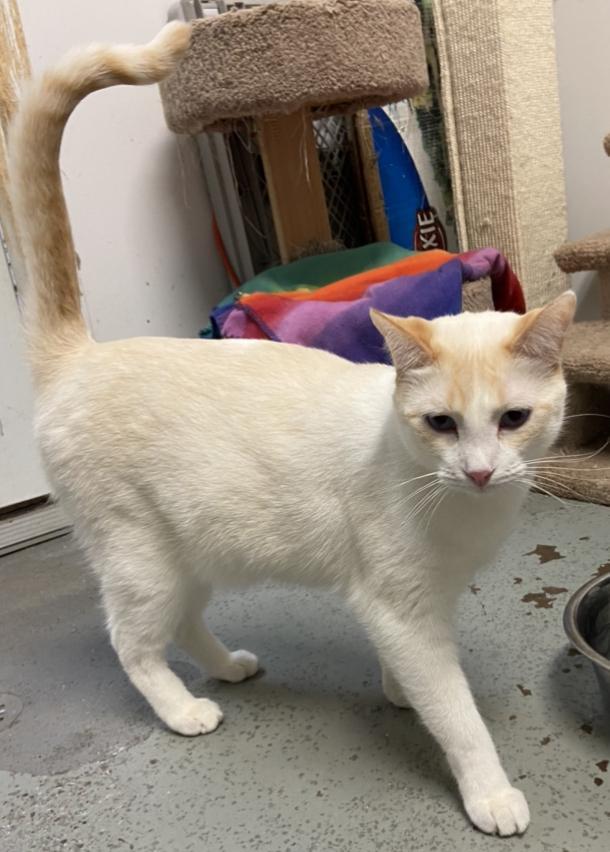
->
[354,110,390,243]
[0,0,30,275]
[256,109,331,263]
[0,1,53,518]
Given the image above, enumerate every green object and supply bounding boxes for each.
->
[200,242,413,338]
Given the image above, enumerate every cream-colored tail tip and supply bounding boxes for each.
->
[150,20,191,66]
[560,289,577,308]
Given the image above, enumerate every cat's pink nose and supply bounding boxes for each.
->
[465,469,494,489]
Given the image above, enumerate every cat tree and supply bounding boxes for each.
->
[550,134,610,505]
[160,0,428,263]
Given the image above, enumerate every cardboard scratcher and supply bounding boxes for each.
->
[547,136,610,506]
[160,0,427,263]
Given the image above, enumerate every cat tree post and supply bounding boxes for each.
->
[547,147,610,505]
[159,0,428,263]
[255,109,332,263]
[431,0,568,308]
[592,266,610,320]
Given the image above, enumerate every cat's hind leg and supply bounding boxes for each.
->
[99,549,223,737]
[176,587,259,683]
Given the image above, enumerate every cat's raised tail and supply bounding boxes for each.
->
[8,22,191,384]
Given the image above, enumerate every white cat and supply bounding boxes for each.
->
[9,23,576,836]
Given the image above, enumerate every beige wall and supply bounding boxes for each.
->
[18,0,229,341]
[554,0,610,319]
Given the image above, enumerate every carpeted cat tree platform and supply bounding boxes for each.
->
[160,0,427,263]
[549,135,610,505]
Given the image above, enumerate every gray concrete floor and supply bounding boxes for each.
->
[1,494,609,852]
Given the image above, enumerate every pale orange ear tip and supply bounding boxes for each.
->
[559,289,577,320]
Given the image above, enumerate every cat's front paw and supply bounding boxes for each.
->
[465,786,530,836]
[166,698,223,736]
[212,649,259,683]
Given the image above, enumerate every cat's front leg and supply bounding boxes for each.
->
[381,664,411,708]
[360,600,529,836]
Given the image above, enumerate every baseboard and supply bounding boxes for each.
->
[0,501,71,557]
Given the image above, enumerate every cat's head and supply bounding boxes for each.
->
[371,291,576,493]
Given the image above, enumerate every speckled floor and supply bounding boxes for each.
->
[1,493,609,852]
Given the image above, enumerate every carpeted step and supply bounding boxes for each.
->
[160,0,427,134]
[555,231,610,273]
[563,321,610,384]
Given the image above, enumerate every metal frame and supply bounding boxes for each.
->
[169,1,257,282]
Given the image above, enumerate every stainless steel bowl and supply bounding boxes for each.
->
[564,574,610,714]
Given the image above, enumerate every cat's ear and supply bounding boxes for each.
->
[511,291,576,367]
[370,309,435,372]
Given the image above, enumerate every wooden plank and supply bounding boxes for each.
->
[354,110,390,243]
[256,108,331,263]
[0,3,53,515]
[0,0,30,295]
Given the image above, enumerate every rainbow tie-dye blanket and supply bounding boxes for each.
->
[209,246,525,365]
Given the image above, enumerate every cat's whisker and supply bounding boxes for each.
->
[533,479,587,503]
[527,459,610,468]
[363,473,439,501]
[562,412,610,420]
[515,477,568,508]
[388,471,439,491]
[524,439,610,465]
[423,486,449,534]
[507,480,532,492]
[404,479,442,502]
[402,485,445,527]
[367,478,437,502]
[412,493,445,530]
[525,453,604,466]
[522,474,576,505]
[527,464,610,474]
[530,446,610,461]
[402,491,438,525]
[529,473,596,504]
[364,471,439,500]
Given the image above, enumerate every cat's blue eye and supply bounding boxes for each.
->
[425,414,457,433]
[499,408,531,430]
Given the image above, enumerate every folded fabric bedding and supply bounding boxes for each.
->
[210,246,525,365]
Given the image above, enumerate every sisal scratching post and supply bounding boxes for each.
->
[431,0,568,308]
[160,0,428,263]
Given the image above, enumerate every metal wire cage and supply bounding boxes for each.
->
[223,115,372,276]
[172,0,456,283]
[171,3,376,280]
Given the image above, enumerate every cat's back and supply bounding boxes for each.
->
[36,335,393,475]
[40,334,386,414]
[36,336,394,578]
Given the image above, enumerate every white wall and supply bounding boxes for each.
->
[18,0,229,341]
[0,248,49,507]
[17,1,607,332]
[554,0,610,319]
